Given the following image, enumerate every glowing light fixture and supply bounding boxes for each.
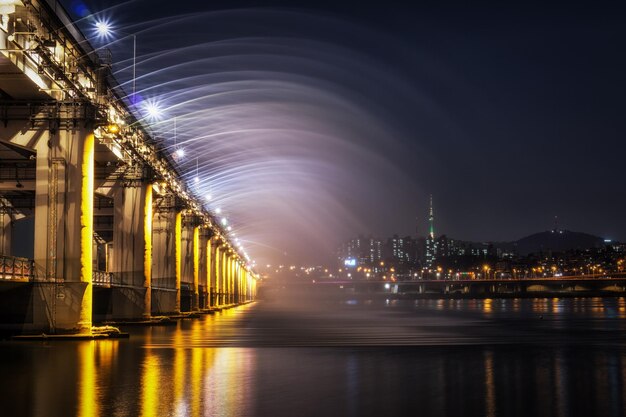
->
[175,148,185,158]
[105,123,120,134]
[221,218,228,226]
[215,208,222,214]
[144,102,163,120]
[94,20,112,38]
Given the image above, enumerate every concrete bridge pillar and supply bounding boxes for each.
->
[225,254,231,304]
[227,255,232,304]
[180,214,200,311]
[33,127,95,334]
[208,236,216,307]
[235,260,241,304]
[0,211,11,255]
[219,246,226,305]
[107,182,153,319]
[152,206,181,315]
[197,228,210,310]
[213,241,221,306]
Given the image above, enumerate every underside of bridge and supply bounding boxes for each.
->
[0,0,256,335]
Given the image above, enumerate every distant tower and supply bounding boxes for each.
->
[425,195,436,269]
[429,194,435,239]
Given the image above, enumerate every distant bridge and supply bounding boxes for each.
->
[262,273,626,298]
[0,1,256,334]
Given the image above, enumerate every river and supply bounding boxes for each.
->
[2,296,626,417]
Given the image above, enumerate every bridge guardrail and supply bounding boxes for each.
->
[93,270,113,287]
[0,255,34,281]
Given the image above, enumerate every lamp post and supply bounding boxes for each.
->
[94,20,137,103]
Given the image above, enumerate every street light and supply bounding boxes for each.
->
[143,102,163,120]
[92,20,137,102]
[95,20,112,38]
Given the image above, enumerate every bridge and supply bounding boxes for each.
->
[0,0,256,335]
[259,274,626,300]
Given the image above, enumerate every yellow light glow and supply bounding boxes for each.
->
[106,123,120,134]
[79,132,94,333]
[175,211,182,312]
[78,342,97,417]
[144,184,153,317]
[141,352,160,417]
[193,226,200,308]
[206,238,212,302]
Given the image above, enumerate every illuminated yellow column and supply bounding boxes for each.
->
[33,127,94,333]
[233,258,238,304]
[236,261,241,303]
[242,268,247,301]
[202,232,212,309]
[180,214,198,312]
[229,255,234,304]
[151,206,180,315]
[174,211,182,313]
[235,262,239,303]
[78,132,95,333]
[221,248,227,305]
[143,185,153,318]
[111,181,153,319]
[226,254,231,304]
[192,225,200,311]
[214,243,221,306]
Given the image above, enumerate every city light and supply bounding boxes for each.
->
[215,208,222,214]
[175,148,185,158]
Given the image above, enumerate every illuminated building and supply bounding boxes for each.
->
[425,195,437,268]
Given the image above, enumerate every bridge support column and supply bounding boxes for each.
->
[227,253,234,304]
[213,241,221,306]
[107,182,152,320]
[0,211,11,255]
[180,215,195,312]
[198,228,210,309]
[235,260,241,304]
[220,245,227,305]
[33,127,94,334]
[152,207,181,315]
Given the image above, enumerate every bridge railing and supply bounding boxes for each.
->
[93,270,113,287]
[0,255,34,281]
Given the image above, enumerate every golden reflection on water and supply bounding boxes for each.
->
[77,342,97,417]
[483,298,492,314]
[77,340,119,417]
[141,351,161,417]
[173,330,187,417]
[133,310,256,417]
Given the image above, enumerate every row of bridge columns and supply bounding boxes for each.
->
[1,117,256,335]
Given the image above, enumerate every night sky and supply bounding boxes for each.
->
[67,0,626,265]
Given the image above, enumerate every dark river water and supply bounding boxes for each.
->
[3,296,626,417]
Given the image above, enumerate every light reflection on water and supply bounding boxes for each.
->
[3,298,626,416]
